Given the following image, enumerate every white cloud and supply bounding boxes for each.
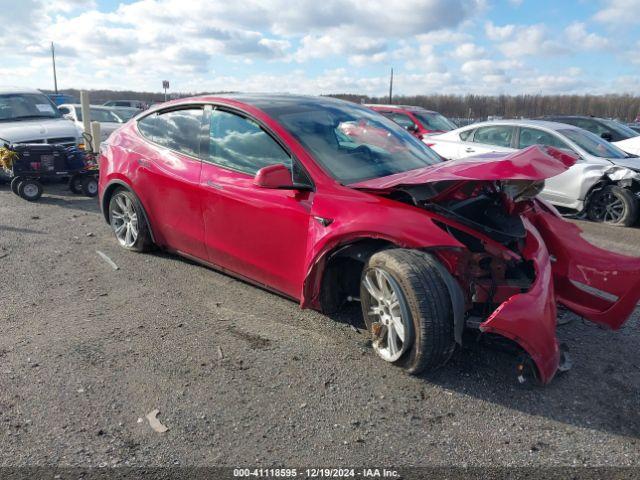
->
[452,42,486,59]
[594,0,640,25]
[565,22,610,50]
[486,23,565,57]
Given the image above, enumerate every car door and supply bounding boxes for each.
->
[516,126,582,207]
[199,106,313,299]
[133,106,207,259]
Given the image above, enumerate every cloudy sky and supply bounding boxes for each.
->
[1,0,639,96]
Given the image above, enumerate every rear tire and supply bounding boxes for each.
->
[587,185,638,227]
[69,175,83,194]
[360,249,456,375]
[18,179,43,202]
[108,188,152,252]
[10,177,23,196]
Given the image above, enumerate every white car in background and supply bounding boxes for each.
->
[58,104,124,142]
[426,120,640,226]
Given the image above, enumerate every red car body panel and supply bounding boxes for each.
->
[99,95,640,384]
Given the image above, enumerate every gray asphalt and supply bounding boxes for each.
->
[0,182,638,468]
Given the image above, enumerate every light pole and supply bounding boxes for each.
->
[51,42,58,94]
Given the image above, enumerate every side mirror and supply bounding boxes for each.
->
[601,132,613,142]
[406,124,419,132]
[254,164,294,189]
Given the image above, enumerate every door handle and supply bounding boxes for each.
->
[206,180,224,190]
[465,147,475,153]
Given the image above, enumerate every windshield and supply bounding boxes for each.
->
[0,93,61,121]
[412,111,457,132]
[263,100,443,183]
[601,119,640,139]
[113,109,138,122]
[560,128,630,159]
[76,107,122,123]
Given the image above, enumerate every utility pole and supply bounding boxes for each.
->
[51,42,58,94]
[388,68,393,104]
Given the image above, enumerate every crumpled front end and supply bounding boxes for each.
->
[477,218,560,383]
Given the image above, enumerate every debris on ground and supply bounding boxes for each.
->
[146,409,169,433]
[96,250,119,270]
[217,346,224,360]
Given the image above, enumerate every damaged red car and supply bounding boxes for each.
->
[98,95,640,384]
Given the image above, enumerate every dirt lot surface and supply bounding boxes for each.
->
[0,182,638,468]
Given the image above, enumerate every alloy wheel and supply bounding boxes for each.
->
[590,191,626,223]
[362,267,413,362]
[110,193,139,248]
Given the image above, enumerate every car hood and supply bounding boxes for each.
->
[349,146,577,191]
[607,155,640,171]
[0,118,80,143]
[613,136,640,156]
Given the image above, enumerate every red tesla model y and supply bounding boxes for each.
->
[98,94,640,384]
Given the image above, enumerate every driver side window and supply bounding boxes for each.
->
[207,109,291,175]
[518,127,571,150]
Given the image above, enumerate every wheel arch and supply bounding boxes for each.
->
[303,237,398,313]
[101,179,157,243]
[304,237,465,346]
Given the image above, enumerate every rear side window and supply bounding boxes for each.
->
[473,126,514,148]
[207,109,291,175]
[137,108,204,157]
[459,129,474,141]
[518,127,570,150]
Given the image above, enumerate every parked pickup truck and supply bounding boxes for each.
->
[0,87,82,181]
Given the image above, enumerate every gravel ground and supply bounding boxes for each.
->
[0,182,638,468]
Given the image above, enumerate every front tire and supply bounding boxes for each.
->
[360,249,456,374]
[587,185,638,227]
[108,189,152,252]
[81,176,98,197]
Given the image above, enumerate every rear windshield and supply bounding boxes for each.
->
[77,108,122,123]
[412,111,457,132]
[0,93,61,121]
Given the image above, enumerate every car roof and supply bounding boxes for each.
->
[364,104,437,114]
[60,104,113,110]
[161,93,364,112]
[0,86,45,95]
[460,119,582,131]
[542,115,600,121]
